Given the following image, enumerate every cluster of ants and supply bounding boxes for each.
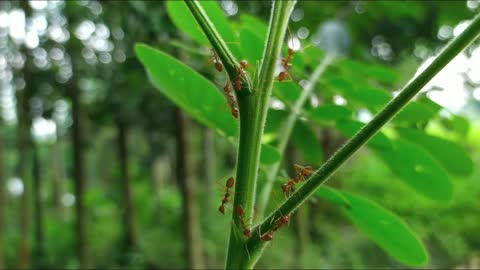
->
[217,164,312,242]
[209,49,249,119]
[209,43,296,120]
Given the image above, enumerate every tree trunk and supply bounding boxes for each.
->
[51,132,66,217]
[202,128,215,219]
[0,127,6,269]
[70,83,89,268]
[116,121,137,258]
[32,145,45,267]
[16,88,32,269]
[175,109,204,269]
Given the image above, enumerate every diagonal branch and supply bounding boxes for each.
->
[246,11,480,260]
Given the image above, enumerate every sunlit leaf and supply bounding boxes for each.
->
[393,101,437,123]
[373,139,452,201]
[396,127,473,177]
[341,192,428,266]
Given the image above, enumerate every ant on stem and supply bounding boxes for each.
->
[236,205,252,238]
[281,164,314,197]
[259,214,290,242]
[233,60,249,91]
[223,81,239,119]
[218,177,234,215]
[209,48,223,72]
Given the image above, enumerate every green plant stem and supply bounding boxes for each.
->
[246,11,480,261]
[257,53,335,217]
[223,1,296,269]
[184,0,252,94]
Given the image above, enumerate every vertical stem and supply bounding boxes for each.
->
[225,2,296,269]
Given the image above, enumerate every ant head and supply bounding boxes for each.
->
[236,205,245,216]
[215,62,223,72]
[224,81,231,91]
[260,232,274,241]
[226,177,234,188]
[240,60,248,69]
[288,48,295,55]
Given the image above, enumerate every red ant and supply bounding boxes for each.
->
[278,48,295,82]
[236,205,252,238]
[223,81,239,119]
[209,48,223,72]
[273,215,289,232]
[219,177,234,215]
[259,214,290,242]
[282,164,314,196]
[233,60,249,91]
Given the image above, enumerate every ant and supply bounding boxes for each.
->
[219,177,234,215]
[259,214,290,242]
[233,60,249,91]
[209,48,223,72]
[236,205,252,238]
[223,81,239,119]
[272,215,289,232]
[282,164,314,196]
[278,48,295,82]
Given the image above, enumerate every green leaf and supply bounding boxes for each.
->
[353,84,391,109]
[395,127,473,177]
[240,14,267,44]
[341,192,428,266]
[166,2,208,45]
[272,81,302,106]
[336,59,399,85]
[292,121,323,165]
[260,144,281,165]
[393,101,437,123]
[239,28,264,66]
[309,104,353,124]
[315,186,351,207]
[135,44,238,137]
[264,109,288,143]
[326,75,391,110]
[336,120,392,150]
[442,114,470,136]
[166,1,237,45]
[374,139,452,201]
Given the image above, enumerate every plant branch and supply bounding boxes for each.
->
[246,11,480,259]
[223,1,296,269]
[257,53,336,217]
[184,0,252,94]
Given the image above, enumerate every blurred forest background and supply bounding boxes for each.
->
[0,0,480,269]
